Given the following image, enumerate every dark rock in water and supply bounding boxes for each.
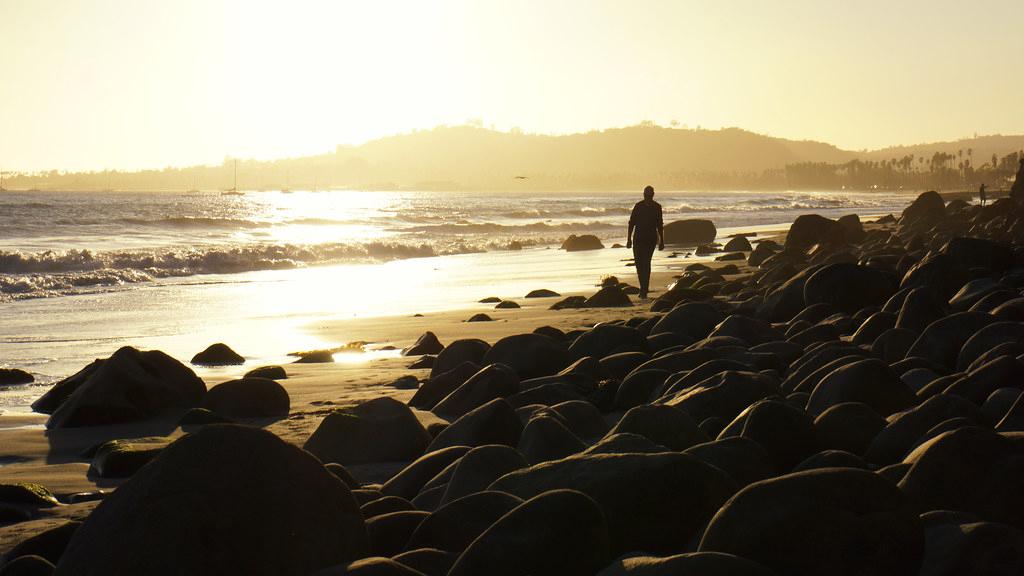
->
[0,368,33,386]
[426,399,523,452]
[447,490,610,576]
[895,287,947,334]
[792,449,870,472]
[482,333,568,380]
[37,347,205,428]
[87,440,163,478]
[806,358,916,417]
[410,362,478,410]
[54,425,367,576]
[814,402,886,456]
[294,349,336,363]
[785,214,844,251]
[561,234,604,251]
[0,483,59,508]
[718,400,818,470]
[432,364,519,420]
[723,235,753,252]
[607,404,708,451]
[178,407,234,427]
[684,436,776,487]
[699,468,924,576]
[391,549,454,576]
[920,521,1024,576]
[490,452,736,555]
[665,370,781,424]
[304,397,431,465]
[901,190,946,226]
[614,369,669,409]
[466,313,493,322]
[582,432,668,456]
[550,296,587,310]
[957,322,1024,372]
[0,555,56,575]
[900,427,1024,529]
[804,262,897,314]
[525,289,560,298]
[360,496,414,519]
[430,339,490,378]
[494,300,520,309]
[569,324,647,360]
[244,365,287,380]
[2,521,81,567]
[595,551,779,575]
[479,296,501,303]
[380,446,471,500]
[190,343,244,366]
[403,332,444,356]
[518,415,585,465]
[201,377,289,418]
[407,355,434,369]
[406,491,523,554]
[663,219,717,245]
[313,557,425,575]
[366,511,429,557]
[584,285,632,307]
[440,445,528,504]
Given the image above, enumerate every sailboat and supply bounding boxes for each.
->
[0,170,6,192]
[186,175,200,194]
[222,159,244,195]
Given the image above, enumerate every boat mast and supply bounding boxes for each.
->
[233,159,238,193]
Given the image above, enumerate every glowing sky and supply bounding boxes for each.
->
[1,0,1021,171]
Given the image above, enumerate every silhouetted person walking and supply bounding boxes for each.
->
[626,185,664,299]
[979,183,987,206]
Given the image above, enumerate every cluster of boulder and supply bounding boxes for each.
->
[27,344,289,430]
[8,190,1024,574]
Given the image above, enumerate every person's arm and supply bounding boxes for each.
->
[627,206,636,248]
[657,205,665,250]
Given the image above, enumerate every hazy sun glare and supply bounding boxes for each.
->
[1,0,1021,171]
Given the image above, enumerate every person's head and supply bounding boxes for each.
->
[643,185,654,199]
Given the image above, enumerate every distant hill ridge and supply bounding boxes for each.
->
[7,125,1024,191]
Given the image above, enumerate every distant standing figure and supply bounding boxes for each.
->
[979,183,987,206]
[626,185,664,299]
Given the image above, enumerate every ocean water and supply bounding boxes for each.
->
[0,189,916,411]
